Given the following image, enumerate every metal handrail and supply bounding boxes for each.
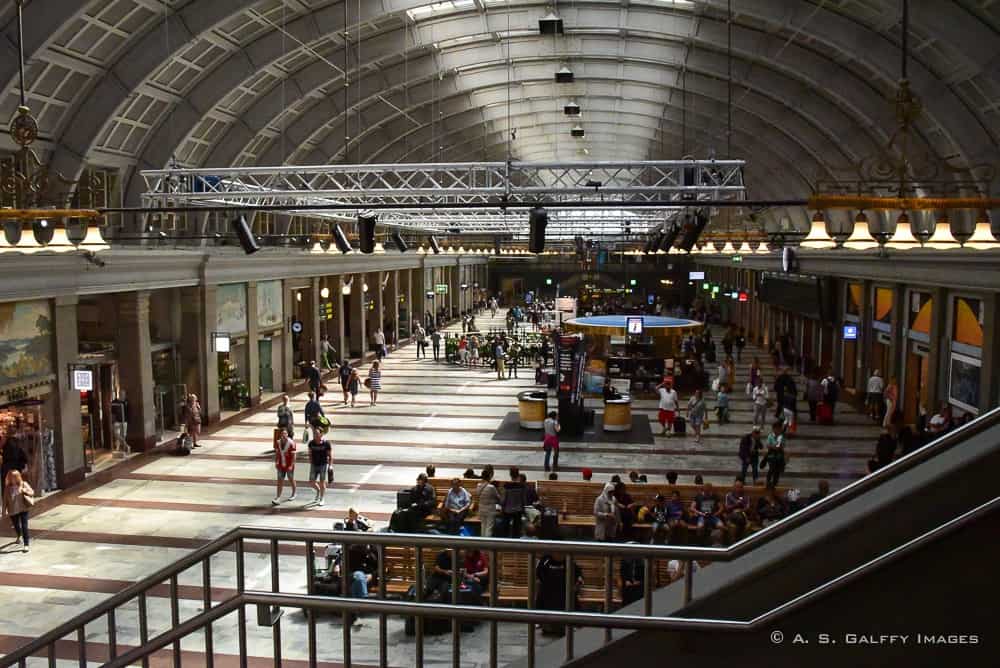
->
[4,406,998,666]
[99,495,1000,668]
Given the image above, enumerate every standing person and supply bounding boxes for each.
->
[866,370,884,422]
[320,336,336,370]
[656,379,679,436]
[715,384,730,425]
[181,394,203,448]
[338,361,352,405]
[499,467,526,537]
[489,297,498,318]
[271,428,297,505]
[307,428,332,506]
[687,390,708,444]
[430,328,442,362]
[469,334,480,368]
[805,373,823,422]
[751,382,769,428]
[774,368,796,420]
[373,328,386,361]
[305,361,322,396]
[476,467,501,538]
[458,335,469,366]
[507,341,521,378]
[738,425,763,484]
[735,327,746,362]
[882,377,899,429]
[593,483,619,542]
[535,551,583,636]
[303,392,324,438]
[414,324,427,359]
[749,356,762,389]
[542,411,560,472]
[3,470,33,552]
[367,361,381,406]
[762,420,787,488]
[494,339,506,380]
[618,550,645,606]
[346,368,361,407]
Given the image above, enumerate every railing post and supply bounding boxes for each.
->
[305,540,317,668]
[683,559,694,605]
[169,575,180,668]
[77,626,86,667]
[603,556,613,643]
[271,539,282,668]
[47,643,56,668]
[340,539,351,668]
[203,558,214,668]
[564,553,574,662]
[138,592,149,668]
[643,557,654,617]
[527,551,536,668]
[451,548,460,668]
[489,549,498,668]
[107,609,117,660]
[378,544,388,668]
[236,537,247,668]
[415,548,424,668]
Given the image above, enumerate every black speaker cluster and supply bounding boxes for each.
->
[529,206,548,253]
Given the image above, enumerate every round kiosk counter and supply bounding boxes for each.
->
[603,395,632,432]
[517,390,548,429]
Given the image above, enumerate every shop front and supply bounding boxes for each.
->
[0,299,59,494]
[257,280,285,394]
[870,286,895,378]
[216,284,250,412]
[902,291,933,424]
[842,282,863,391]
[947,295,984,417]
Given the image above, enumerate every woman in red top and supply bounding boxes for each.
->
[272,428,297,505]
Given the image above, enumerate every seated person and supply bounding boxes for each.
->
[330,543,378,599]
[535,551,584,636]
[391,473,436,532]
[462,549,489,597]
[756,485,788,527]
[442,477,472,534]
[723,479,750,541]
[690,482,723,541]
[618,548,645,606]
[342,507,370,532]
[521,473,543,526]
[428,549,460,600]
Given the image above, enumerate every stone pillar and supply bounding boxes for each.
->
[888,284,905,390]
[51,295,85,487]
[856,281,873,395]
[179,286,207,408]
[376,270,386,338]
[925,287,948,411]
[116,291,158,451]
[246,282,261,404]
[335,275,347,362]
[281,282,295,391]
[978,292,999,412]
[349,274,367,359]
[309,278,322,366]
[406,268,415,337]
[391,270,400,347]
[202,284,220,423]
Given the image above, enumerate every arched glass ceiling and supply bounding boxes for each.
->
[1,0,997,228]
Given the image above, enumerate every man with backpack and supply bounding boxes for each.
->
[821,372,840,422]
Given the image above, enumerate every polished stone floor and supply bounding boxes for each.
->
[0,308,880,666]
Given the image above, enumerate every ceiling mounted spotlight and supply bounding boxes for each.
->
[391,230,408,253]
[564,100,580,116]
[538,11,564,35]
[555,66,574,83]
[570,125,585,138]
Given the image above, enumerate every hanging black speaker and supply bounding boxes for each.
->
[332,224,352,253]
[358,211,377,254]
[659,224,681,251]
[494,236,502,255]
[391,230,408,253]
[428,236,442,254]
[528,206,548,254]
[677,209,709,252]
[232,215,260,255]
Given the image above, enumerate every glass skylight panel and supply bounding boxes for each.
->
[407,1,475,20]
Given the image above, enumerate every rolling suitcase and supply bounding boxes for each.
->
[817,402,834,425]
[673,416,686,434]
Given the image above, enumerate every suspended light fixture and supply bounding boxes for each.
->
[78,223,110,252]
[320,287,330,299]
[700,242,718,255]
[42,221,76,253]
[719,241,738,254]
[801,212,836,249]
[755,242,771,254]
[964,210,1000,250]
[373,241,386,254]
[14,224,41,254]
[885,212,920,249]
[843,212,878,250]
[925,214,960,249]
[737,241,754,254]
[310,239,327,254]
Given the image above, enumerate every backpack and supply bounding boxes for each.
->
[824,378,839,403]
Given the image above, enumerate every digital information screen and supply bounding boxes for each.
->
[626,317,644,335]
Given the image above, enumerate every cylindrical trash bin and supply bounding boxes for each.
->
[518,390,548,429]
[603,394,632,432]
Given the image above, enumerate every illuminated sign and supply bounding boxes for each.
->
[626,317,644,335]
[843,325,858,340]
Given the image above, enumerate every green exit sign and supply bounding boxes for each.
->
[732,255,743,263]
[545,278,553,285]
[629,279,637,286]
[435,284,448,294]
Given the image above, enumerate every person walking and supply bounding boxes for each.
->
[542,411,560,472]
[307,428,332,506]
[414,324,427,359]
[883,377,899,429]
[774,368,796,420]
[749,357,762,389]
[367,361,382,406]
[751,382,769,428]
[805,373,824,422]
[181,394,202,448]
[272,428,297,505]
[507,341,521,378]
[305,360,322,396]
[738,425,763,485]
[303,391,325,438]
[687,390,708,444]
[593,483,619,542]
[347,368,361,407]
[821,371,840,418]
[430,328,442,362]
[469,335,480,367]
[3,470,33,552]
[656,379,679,436]
[735,327,746,362]
[320,336,336,370]
[275,394,294,446]
[762,420,787,488]
[866,370,884,422]
[373,328,386,361]
[338,360,352,405]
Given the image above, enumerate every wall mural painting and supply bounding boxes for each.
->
[258,280,283,330]
[0,300,53,385]
[216,284,248,334]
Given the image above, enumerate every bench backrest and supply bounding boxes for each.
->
[536,480,787,516]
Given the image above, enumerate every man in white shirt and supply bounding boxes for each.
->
[752,383,769,428]
[656,380,680,435]
[866,370,884,421]
[373,328,386,360]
